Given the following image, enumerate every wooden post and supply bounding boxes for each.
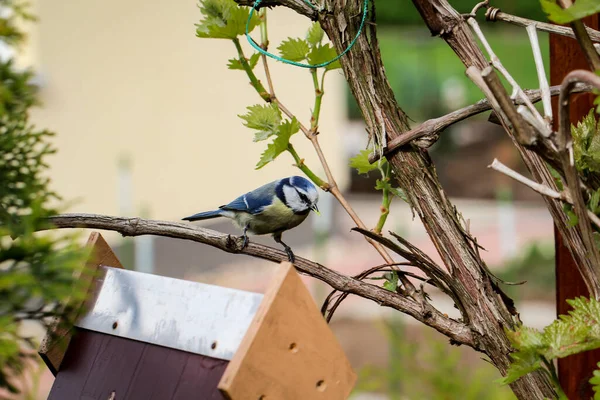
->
[550,12,600,399]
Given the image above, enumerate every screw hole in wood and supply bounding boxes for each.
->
[289,342,298,353]
[316,380,326,392]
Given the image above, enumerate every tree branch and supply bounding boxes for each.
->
[236,0,317,20]
[485,8,600,44]
[369,83,592,163]
[44,213,474,347]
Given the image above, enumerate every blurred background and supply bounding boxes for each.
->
[13,0,554,398]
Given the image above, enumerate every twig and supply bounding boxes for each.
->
[489,159,568,202]
[481,66,536,146]
[369,83,591,163]
[43,213,475,346]
[571,19,600,71]
[517,105,552,138]
[467,17,546,128]
[258,9,275,98]
[485,9,600,44]
[557,0,600,71]
[526,25,552,121]
[489,159,600,230]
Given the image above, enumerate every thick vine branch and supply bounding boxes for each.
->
[44,213,473,346]
[369,81,591,163]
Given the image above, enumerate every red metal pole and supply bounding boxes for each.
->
[550,13,600,399]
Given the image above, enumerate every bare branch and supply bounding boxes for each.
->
[489,159,568,202]
[485,8,600,44]
[526,25,552,120]
[235,0,317,20]
[369,83,592,163]
[44,213,474,346]
[482,66,537,146]
[489,159,600,231]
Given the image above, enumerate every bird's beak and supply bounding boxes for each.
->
[311,204,320,215]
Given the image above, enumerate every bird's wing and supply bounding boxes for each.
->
[220,192,270,215]
[219,180,278,215]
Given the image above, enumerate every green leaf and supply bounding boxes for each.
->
[591,189,600,214]
[383,271,398,292]
[227,53,260,70]
[239,104,282,142]
[540,0,600,24]
[590,362,600,400]
[255,117,299,169]
[196,0,260,40]
[306,22,324,47]
[564,203,579,227]
[307,44,341,70]
[497,350,543,385]
[277,38,310,62]
[375,177,408,203]
[349,150,379,175]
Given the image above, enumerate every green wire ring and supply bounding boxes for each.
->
[244,0,368,69]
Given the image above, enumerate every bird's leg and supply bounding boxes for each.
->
[241,225,249,249]
[273,233,295,263]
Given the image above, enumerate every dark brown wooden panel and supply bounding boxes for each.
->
[550,12,600,400]
[48,329,228,400]
[124,343,190,399]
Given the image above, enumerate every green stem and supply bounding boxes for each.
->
[232,37,270,102]
[287,144,327,189]
[259,9,268,48]
[542,357,567,399]
[374,162,392,234]
[310,68,324,132]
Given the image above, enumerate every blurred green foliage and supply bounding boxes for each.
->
[0,0,87,394]
[498,242,555,301]
[354,319,516,400]
[349,27,549,121]
[501,297,600,398]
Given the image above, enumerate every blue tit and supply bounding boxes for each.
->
[182,176,319,263]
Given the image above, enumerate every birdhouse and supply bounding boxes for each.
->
[38,232,356,399]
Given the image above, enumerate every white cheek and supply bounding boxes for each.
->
[283,185,305,212]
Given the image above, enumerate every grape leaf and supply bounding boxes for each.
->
[196,0,259,39]
[277,38,310,62]
[540,0,600,24]
[349,149,379,175]
[227,53,260,70]
[382,271,398,292]
[239,104,282,142]
[307,44,341,70]
[255,117,300,169]
[306,22,324,47]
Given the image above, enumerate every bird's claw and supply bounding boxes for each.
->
[284,247,295,264]
[241,234,249,250]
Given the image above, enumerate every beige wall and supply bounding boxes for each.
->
[25,0,348,230]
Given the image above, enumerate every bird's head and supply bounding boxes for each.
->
[282,176,319,215]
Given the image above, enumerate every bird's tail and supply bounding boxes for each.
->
[182,210,223,222]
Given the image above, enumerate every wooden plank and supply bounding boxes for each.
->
[172,354,228,400]
[49,329,228,400]
[218,262,356,400]
[39,232,124,375]
[550,13,600,399]
[124,341,190,399]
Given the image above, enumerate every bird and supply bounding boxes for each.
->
[182,176,319,263]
